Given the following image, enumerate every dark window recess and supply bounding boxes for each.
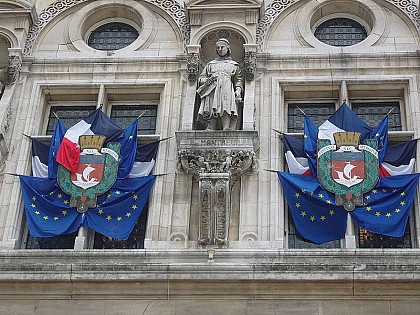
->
[288,211,341,249]
[26,233,77,249]
[93,201,149,249]
[358,225,412,248]
[287,103,335,133]
[47,106,96,135]
[314,18,367,47]
[111,105,157,135]
[88,22,139,51]
[352,101,402,131]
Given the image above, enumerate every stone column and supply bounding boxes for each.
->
[177,131,258,247]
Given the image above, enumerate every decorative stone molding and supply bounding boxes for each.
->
[256,0,420,51]
[24,0,190,56]
[176,131,258,247]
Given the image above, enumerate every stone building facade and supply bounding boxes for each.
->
[0,0,420,313]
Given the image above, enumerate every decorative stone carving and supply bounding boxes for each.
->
[177,130,258,247]
[5,55,22,85]
[244,50,256,82]
[187,52,200,82]
[24,0,190,56]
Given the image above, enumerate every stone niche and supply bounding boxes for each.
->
[176,130,258,247]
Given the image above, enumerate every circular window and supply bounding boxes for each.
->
[87,22,139,51]
[314,18,367,47]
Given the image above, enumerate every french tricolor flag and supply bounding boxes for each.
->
[56,108,122,172]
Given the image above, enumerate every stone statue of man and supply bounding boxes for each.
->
[197,38,243,130]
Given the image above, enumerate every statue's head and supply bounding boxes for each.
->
[216,38,231,57]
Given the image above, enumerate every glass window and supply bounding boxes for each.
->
[87,22,139,51]
[46,106,96,134]
[110,105,157,135]
[352,101,402,131]
[358,226,412,248]
[314,18,367,47]
[287,103,335,133]
[26,233,77,249]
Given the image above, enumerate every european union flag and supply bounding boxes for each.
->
[278,172,348,244]
[84,175,156,240]
[351,174,420,237]
[20,175,157,240]
[20,175,83,237]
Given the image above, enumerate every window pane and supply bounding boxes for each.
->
[111,105,157,135]
[26,233,77,249]
[314,18,367,47]
[287,103,335,133]
[288,212,340,249]
[358,225,412,248]
[352,101,402,131]
[47,106,96,135]
[88,22,139,51]
[93,201,148,249]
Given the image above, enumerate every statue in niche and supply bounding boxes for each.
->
[197,38,243,130]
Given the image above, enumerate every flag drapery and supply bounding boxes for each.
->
[20,175,156,240]
[281,103,419,244]
[278,172,420,244]
[56,108,122,172]
[24,109,159,240]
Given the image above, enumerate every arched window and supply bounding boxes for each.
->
[314,18,367,47]
[87,22,139,51]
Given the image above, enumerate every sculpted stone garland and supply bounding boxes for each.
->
[23,0,190,56]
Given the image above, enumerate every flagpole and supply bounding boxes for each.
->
[52,111,59,120]
[272,128,283,135]
[159,136,172,142]
[22,133,31,139]
[386,106,396,116]
[296,106,306,116]
[263,169,279,173]
[137,111,149,120]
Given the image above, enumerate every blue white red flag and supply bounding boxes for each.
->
[283,134,311,176]
[381,139,417,177]
[116,119,138,179]
[56,108,122,172]
[31,139,49,178]
[129,140,160,177]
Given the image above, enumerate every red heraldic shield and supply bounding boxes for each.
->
[331,151,364,188]
[71,153,105,190]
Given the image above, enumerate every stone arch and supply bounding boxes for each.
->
[191,21,254,46]
[256,0,420,51]
[23,0,190,56]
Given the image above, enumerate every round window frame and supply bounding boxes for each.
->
[312,14,370,47]
[294,0,387,51]
[67,0,156,55]
[85,18,141,51]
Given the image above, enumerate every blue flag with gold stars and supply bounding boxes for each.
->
[83,175,156,240]
[351,173,420,237]
[278,172,348,244]
[20,175,83,237]
[278,172,420,244]
[20,175,156,240]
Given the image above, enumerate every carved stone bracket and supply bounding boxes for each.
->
[176,131,258,178]
[176,131,258,247]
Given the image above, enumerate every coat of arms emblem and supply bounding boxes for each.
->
[317,132,379,211]
[57,135,121,213]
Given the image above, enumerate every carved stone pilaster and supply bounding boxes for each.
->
[176,131,258,247]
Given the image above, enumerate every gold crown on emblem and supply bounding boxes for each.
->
[79,135,106,151]
[333,132,361,147]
